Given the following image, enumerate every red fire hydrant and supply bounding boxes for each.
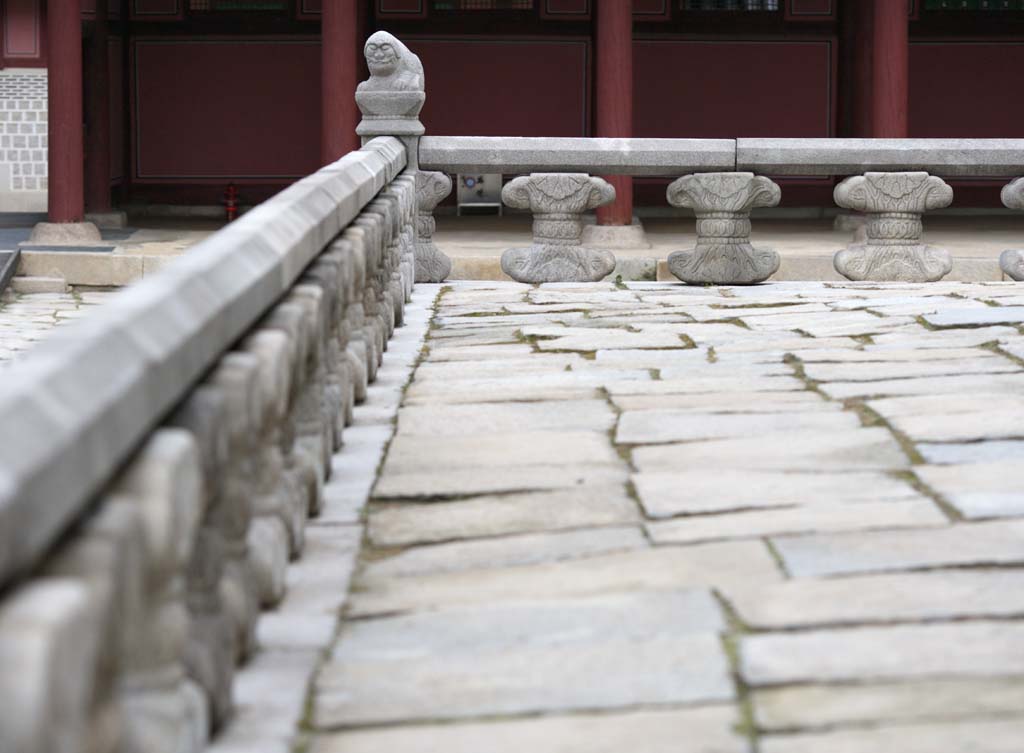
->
[224,183,239,222]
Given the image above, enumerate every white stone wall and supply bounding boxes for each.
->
[0,68,47,213]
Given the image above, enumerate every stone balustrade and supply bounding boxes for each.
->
[0,135,415,752]
[418,134,1024,284]
[0,31,429,753]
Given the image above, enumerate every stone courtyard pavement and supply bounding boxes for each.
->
[0,288,112,366]
[301,280,1024,753]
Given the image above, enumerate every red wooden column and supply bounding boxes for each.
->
[85,1,112,213]
[47,0,85,223]
[870,0,908,137]
[594,0,633,226]
[322,0,361,164]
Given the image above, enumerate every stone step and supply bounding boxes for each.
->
[9,275,68,294]
[448,254,1007,283]
[16,250,166,287]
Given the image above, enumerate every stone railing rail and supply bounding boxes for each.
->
[0,133,418,752]
[418,135,1024,283]
[420,136,1024,178]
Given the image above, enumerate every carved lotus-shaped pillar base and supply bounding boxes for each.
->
[666,172,781,286]
[1001,249,1024,281]
[501,245,616,284]
[668,244,780,285]
[1000,179,1024,281]
[415,171,453,283]
[834,244,953,283]
[833,172,954,283]
[415,242,453,283]
[500,173,617,283]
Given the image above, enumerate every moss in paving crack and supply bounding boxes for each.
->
[708,301,803,310]
[890,468,964,523]
[849,399,965,522]
[781,353,828,399]
[980,339,1024,369]
[853,400,926,464]
[761,538,791,578]
[714,592,761,752]
[701,317,752,330]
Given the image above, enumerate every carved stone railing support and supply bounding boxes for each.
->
[665,172,781,285]
[500,173,617,283]
[833,171,954,282]
[1000,177,1024,281]
[415,170,453,282]
[166,387,236,731]
[114,430,206,753]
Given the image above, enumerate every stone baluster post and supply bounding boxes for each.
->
[259,305,315,558]
[242,330,293,607]
[500,173,617,283]
[368,195,407,327]
[338,236,372,402]
[832,172,954,282]
[391,173,420,296]
[415,171,453,282]
[166,387,236,731]
[291,282,335,492]
[112,430,206,753]
[0,577,111,753]
[665,172,782,285]
[207,352,262,662]
[1000,177,1024,281]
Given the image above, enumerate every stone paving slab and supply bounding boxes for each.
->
[316,632,733,726]
[634,469,925,517]
[616,409,860,444]
[311,705,748,753]
[346,541,783,618]
[753,679,1024,731]
[733,569,1024,629]
[741,621,1024,685]
[360,525,647,577]
[368,486,640,547]
[395,399,615,436]
[302,281,1024,753]
[915,461,1024,518]
[772,520,1024,577]
[632,428,910,471]
[760,719,1024,753]
[647,498,945,545]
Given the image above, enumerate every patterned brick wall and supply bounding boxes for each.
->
[0,69,48,211]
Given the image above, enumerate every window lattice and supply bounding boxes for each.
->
[925,0,1021,8]
[681,0,779,10]
[432,0,534,10]
[189,0,288,10]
